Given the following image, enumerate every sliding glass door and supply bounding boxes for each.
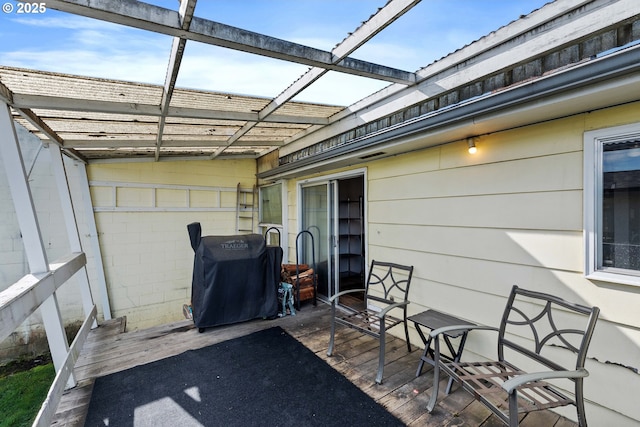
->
[300,182,336,300]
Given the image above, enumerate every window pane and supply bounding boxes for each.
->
[602,140,640,271]
[260,184,282,225]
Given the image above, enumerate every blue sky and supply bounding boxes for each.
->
[0,0,551,105]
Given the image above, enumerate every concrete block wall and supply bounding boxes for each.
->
[1,123,259,361]
[87,159,257,330]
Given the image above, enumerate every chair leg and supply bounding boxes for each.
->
[403,319,411,352]
[327,302,336,356]
[508,391,519,427]
[375,318,386,384]
[426,338,441,413]
[576,379,587,427]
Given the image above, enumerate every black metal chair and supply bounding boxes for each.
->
[426,285,600,427]
[327,260,414,384]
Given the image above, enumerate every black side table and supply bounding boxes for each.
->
[408,309,476,395]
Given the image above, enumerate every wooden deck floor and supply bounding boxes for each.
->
[51,303,578,426]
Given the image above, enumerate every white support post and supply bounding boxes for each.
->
[0,106,48,273]
[40,295,75,389]
[0,103,74,386]
[49,143,96,327]
[77,162,112,319]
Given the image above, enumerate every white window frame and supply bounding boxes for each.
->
[259,181,287,259]
[584,122,640,287]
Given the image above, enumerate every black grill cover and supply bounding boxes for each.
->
[188,223,279,328]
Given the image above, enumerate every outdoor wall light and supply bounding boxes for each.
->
[467,137,477,154]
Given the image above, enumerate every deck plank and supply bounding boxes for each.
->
[50,303,578,426]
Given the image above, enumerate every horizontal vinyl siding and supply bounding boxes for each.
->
[370,224,583,273]
[369,191,582,230]
[365,106,640,425]
[370,151,584,200]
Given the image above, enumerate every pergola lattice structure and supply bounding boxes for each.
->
[0,0,421,163]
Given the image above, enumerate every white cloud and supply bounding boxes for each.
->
[0,4,477,107]
[0,48,168,85]
[12,15,122,31]
[292,72,388,106]
[175,42,393,106]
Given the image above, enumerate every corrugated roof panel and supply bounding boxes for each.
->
[244,126,307,138]
[31,109,160,123]
[41,119,159,135]
[0,65,344,160]
[170,88,271,113]
[277,101,343,118]
[12,116,39,132]
[162,123,242,137]
[165,117,246,126]
[0,67,163,105]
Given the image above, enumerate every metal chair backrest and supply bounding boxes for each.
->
[497,285,600,373]
[365,260,414,308]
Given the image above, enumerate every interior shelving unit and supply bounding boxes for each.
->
[338,196,364,290]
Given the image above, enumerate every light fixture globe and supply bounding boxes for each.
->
[467,137,477,154]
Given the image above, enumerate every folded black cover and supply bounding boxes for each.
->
[188,225,279,328]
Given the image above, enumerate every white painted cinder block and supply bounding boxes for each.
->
[87,158,257,331]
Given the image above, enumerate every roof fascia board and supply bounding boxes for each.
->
[46,0,416,85]
[280,0,639,156]
[260,45,640,179]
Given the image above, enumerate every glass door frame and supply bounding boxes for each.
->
[297,168,367,301]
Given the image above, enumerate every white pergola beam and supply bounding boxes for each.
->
[77,162,112,319]
[161,0,195,112]
[45,0,416,84]
[17,108,64,145]
[49,143,96,326]
[0,104,49,273]
[155,0,197,160]
[64,139,284,148]
[214,0,421,158]
[0,102,75,385]
[1,79,86,163]
[11,94,330,125]
[17,108,86,164]
[280,0,637,154]
[0,79,14,104]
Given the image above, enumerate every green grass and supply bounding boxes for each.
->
[0,363,55,427]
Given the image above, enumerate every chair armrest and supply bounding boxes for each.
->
[502,368,589,394]
[328,288,367,303]
[376,301,409,317]
[429,324,498,338]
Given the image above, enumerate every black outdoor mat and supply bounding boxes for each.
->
[84,326,405,426]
